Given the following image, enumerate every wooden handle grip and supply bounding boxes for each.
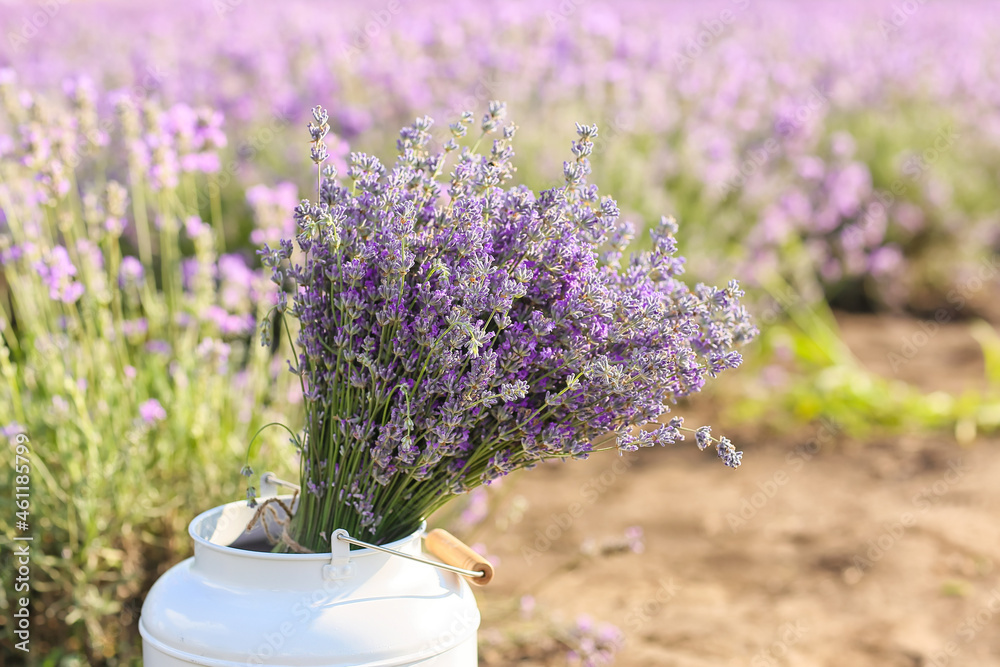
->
[424,529,494,585]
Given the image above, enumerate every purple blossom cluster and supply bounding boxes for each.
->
[34,245,84,304]
[0,71,276,420]
[140,398,167,424]
[263,104,755,548]
[247,182,299,247]
[566,615,625,667]
[127,102,226,191]
[5,1,997,311]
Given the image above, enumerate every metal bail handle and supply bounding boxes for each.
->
[334,530,494,586]
[260,473,494,585]
[260,472,299,498]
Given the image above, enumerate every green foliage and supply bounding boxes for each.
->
[0,93,297,663]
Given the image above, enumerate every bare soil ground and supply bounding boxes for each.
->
[472,314,1000,666]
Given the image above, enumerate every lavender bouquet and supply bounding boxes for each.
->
[254,103,756,551]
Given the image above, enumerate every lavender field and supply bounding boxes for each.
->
[1,0,1000,665]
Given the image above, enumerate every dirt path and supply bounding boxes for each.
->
[475,431,1000,666]
[472,314,1000,666]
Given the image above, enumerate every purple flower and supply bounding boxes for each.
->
[716,436,743,469]
[624,525,645,554]
[139,399,166,424]
[567,614,624,666]
[181,258,207,291]
[105,217,126,236]
[122,318,148,338]
[0,244,25,266]
[184,215,209,239]
[145,340,171,355]
[75,239,104,272]
[695,426,712,451]
[202,304,253,335]
[34,246,84,304]
[248,182,299,246]
[869,244,903,276]
[260,106,754,547]
[119,256,144,287]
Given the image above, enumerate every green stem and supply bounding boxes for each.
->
[129,165,153,269]
[209,177,226,253]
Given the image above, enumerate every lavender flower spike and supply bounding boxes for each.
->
[259,104,755,549]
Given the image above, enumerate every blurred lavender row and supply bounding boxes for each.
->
[3,0,999,311]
